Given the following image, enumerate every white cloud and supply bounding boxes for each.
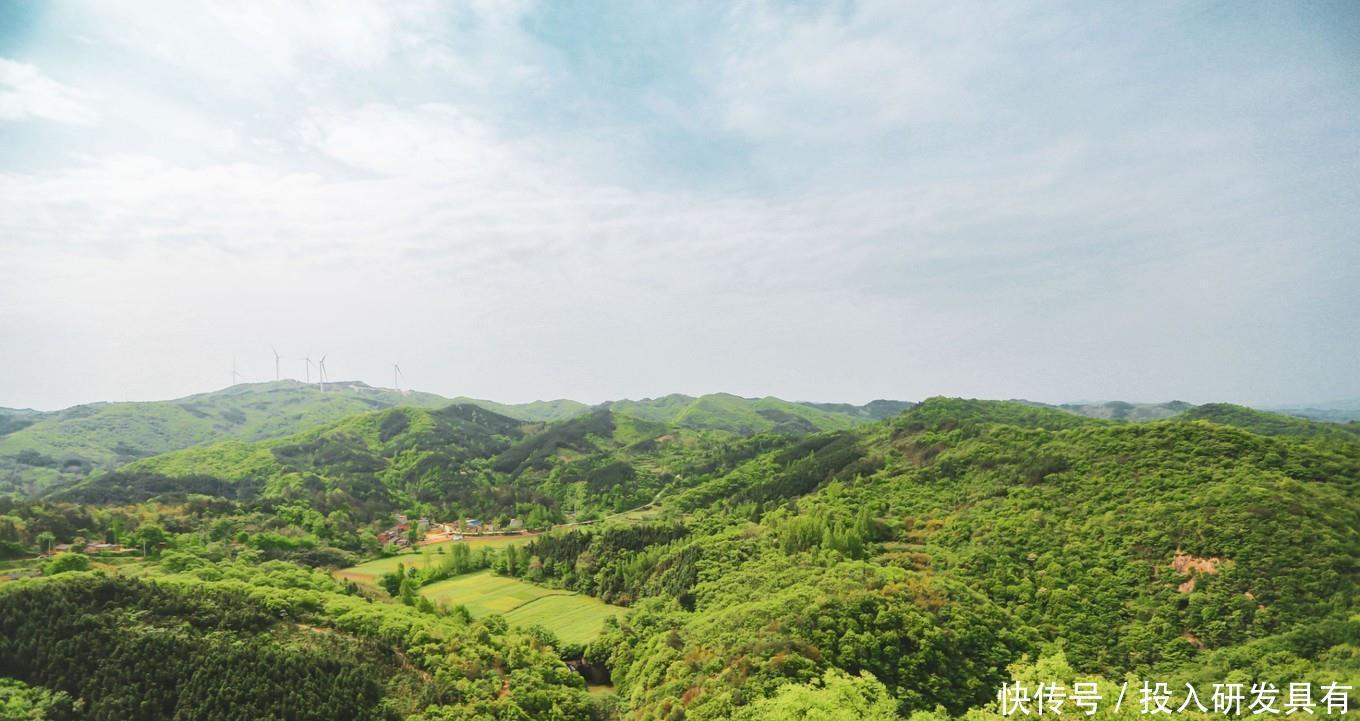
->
[0,59,99,125]
[713,1,1005,141]
[70,0,542,96]
[0,0,1355,409]
[303,103,531,183]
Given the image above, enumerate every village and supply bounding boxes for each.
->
[23,513,532,563]
[375,513,528,550]
[48,541,137,556]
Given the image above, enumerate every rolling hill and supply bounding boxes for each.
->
[796,398,916,420]
[2,395,1357,720]
[1267,399,1360,424]
[600,393,874,434]
[0,381,452,496]
[57,404,740,526]
[1181,402,1360,440]
[527,398,1360,718]
[1051,399,1193,420]
[1,384,911,498]
[451,396,593,422]
[13,379,1360,512]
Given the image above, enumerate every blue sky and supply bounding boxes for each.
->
[0,0,1357,410]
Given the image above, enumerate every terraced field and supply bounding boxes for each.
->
[419,570,624,645]
[501,593,624,645]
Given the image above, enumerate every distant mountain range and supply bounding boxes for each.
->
[4,381,1356,498]
[0,382,905,496]
[1262,399,1360,424]
[1025,400,1194,421]
[0,381,448,495]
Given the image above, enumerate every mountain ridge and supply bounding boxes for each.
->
[0,384,910,497]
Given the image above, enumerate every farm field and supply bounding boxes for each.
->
[419,570,624,645]
[335,534,534,586]
[607,505,663,523]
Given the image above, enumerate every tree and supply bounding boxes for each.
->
[379,563,405,596]
[397,576,418,606]
[44,552,90,575]
[133,523,168,557]
[733,669,900,721]
[35,531,56,555]
[0,677,76,721]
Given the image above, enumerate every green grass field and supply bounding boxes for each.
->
[335,535,534,586]
[608,505,663,523]
[418,570,623,645]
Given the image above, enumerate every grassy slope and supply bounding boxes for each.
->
[504,594,624,646]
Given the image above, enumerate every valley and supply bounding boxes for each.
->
[0,387,1356,719]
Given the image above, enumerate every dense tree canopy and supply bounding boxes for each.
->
[1,397,1356,719]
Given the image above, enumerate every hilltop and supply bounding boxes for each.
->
[600,393,878,434]
[1181,402,1360,441]
[57,404,741,527]
[1267,398,1360,424]
[2,385,905,498]
[0,381,451,495]
[450,396,593,422]
[1049,399,1193,421]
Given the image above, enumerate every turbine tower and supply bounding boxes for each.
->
[232,358,242,386]
[317,353,329,392]
[303,355,312,384]
[393,363,405,393]
[271,346,281,381]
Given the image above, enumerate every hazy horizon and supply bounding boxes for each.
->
[4,376,1357,415]
[3,1,1358,411]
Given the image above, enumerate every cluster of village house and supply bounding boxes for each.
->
[36,515,528,558]
[376,514,526,549]
[49,542,136,555]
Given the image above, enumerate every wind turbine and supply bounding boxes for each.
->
[317,353,329,391]
[232,358,242,386]
[271,346,281,381]
[303,355,312,384]
[393,363,405,393]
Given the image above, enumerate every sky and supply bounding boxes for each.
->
[0,0,1357,411]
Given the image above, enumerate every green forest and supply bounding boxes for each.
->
[0,388,1356,720]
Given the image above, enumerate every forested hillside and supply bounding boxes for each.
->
[0,566,600,720]
[496,399,1360,718]
[1180,403,1360,441]
[0,382,452,497]
[0,397,1356,720]
[2,385,904,500]
[45,405,750,567]
[599,394,875,434]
